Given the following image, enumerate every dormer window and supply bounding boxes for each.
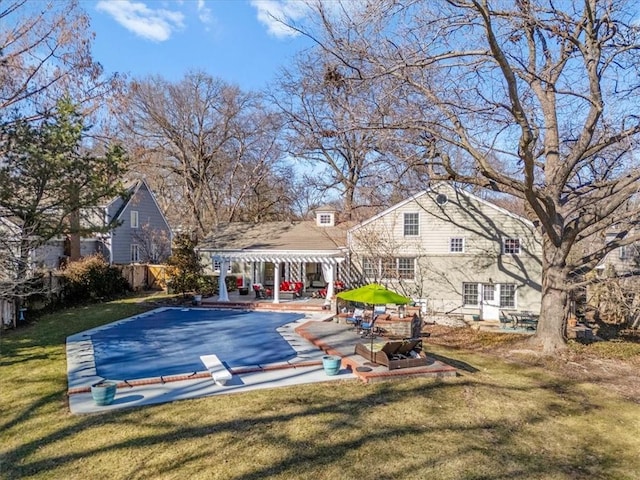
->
[319,214,332,225]
[316,209,335,227]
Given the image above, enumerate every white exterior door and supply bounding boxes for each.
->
[480,284,500,320]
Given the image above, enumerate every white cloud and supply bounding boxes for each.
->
[197,0,213,24]
[96,0,185,42]
[250,0,311,39]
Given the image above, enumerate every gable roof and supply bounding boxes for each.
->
[109,179,172,233]
[0,215,21,232]
[349,183,534,232]
[199,221,348,253]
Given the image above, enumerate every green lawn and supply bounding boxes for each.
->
[1,295,639,480]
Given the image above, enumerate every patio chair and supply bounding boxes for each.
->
[373,305,386,316]
[499,311,514,329]
[253,284,267,299]
[360,315,379,339]
[346,308,364,330]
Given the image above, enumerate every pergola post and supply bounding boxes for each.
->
[273,261,281,303]
[302,262,307,292]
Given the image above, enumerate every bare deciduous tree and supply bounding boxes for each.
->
[117,71,294,236]
[131,223,172,264]
[0,0,121,122]
[290,0,640,352]
[273,51,426,220]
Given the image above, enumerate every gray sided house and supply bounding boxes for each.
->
[33,179,172,268]
[104,180,172,265]
[348,184,543,320]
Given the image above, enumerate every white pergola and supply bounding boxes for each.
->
[211,250,346,304]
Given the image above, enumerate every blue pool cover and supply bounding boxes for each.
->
[91,309,304,380]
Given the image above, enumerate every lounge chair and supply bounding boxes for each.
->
[354,339,428,369]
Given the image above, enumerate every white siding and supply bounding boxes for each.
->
[349,185,542,314]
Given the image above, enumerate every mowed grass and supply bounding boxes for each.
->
[1,296,640,480]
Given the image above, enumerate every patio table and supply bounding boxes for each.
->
[509,312,539,330]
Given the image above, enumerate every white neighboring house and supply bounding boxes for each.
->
[597,230,640,277]
[588,231,640,328]
[0,214,39,275]
[0,216,23,326]
[0,216,21,266]
[347,184,543,320]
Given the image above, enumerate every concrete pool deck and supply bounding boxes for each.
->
[67,307,457,414]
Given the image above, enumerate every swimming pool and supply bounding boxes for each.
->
[90,308,305,381]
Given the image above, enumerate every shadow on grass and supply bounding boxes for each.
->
[426,351,480,373]
[2,371,631,480]
[0,352,52,368]
[2,295,639,479]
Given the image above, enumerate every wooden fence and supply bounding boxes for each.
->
[116,264,168,291]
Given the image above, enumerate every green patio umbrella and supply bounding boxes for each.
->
[336,283,411,305]
[337,283,411,366]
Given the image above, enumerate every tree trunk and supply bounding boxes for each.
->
[68,186,81,261]
[530,242,570,353]
[344,183,356,221]
[69,210,81,261]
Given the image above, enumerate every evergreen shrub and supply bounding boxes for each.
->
[60,255,130,304]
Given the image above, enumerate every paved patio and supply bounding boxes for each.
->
[295,321,457,383]
[200,289,330,311]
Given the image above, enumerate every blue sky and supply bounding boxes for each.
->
[83,0,314,91]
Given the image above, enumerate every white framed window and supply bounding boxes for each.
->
[130,244,140,263]
[619,245,628,259]
[363,258,377,278]
[363,257,416,280]
[319,213,332,225]
[404,213,419,236]
[213,260,232,273]
[450,237,465,253]
[464,282,517,308]
[463,283,479,306]
[503,238,521,255]
[482,284,495,301]
[381,258,396,278]
[397,258,415,279]
[499,284,516,308]
[130,210,139,229]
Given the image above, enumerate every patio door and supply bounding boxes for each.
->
[480,284,500,320]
